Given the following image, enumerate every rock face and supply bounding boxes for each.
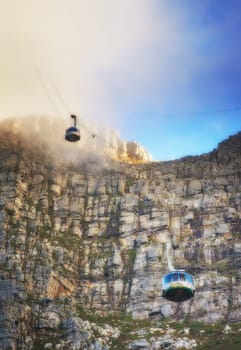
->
[0,117,241,349]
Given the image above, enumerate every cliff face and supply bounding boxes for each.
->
[0,118,241,349]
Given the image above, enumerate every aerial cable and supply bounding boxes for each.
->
[42,70,98,139]
[35,66,60,116]
[44,71,71,115]
[159,106,241,117]
[125,106,241,118]
[35,67,107,143]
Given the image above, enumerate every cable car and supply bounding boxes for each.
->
[65,115,80,142]
[162,270,195,302]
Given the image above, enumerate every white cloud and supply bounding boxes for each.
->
[0,0,200,126]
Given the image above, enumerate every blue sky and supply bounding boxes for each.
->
[0,0,241,160]
[115,0,241,159]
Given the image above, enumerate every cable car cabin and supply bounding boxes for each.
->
[65,115,80,142]
[65,126,80,142]
[162,270,195,302]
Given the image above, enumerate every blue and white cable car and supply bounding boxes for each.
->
[65,115,80,142]
[162,270,195,302]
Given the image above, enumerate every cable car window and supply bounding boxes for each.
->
[186,274,192,284]
[164,274,172,283]
[172,273,179,281]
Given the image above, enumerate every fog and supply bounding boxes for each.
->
[0,1,195,129]
[0,114,118,165]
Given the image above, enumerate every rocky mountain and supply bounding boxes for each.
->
[0,116,240,349]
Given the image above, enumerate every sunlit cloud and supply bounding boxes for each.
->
[0,0,201,123]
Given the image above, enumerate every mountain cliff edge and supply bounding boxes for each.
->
[0,117,241,349]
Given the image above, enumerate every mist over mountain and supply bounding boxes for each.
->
[0,115,152,165]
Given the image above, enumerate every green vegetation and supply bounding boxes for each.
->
[168,319,241,350]
[70,308,241,350]
[215,259,230,273]
[54,230,82,250]
[76,304,132,324]
[74,307,153,349]
[196,322,241,350]
[36,224,51,240]
[32,328,66,350]
[27,304,241,350]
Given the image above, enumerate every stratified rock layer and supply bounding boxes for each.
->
[0,117,240,349]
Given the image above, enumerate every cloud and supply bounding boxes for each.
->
[0,0,199,125]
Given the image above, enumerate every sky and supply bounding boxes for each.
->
[0,0,241,160]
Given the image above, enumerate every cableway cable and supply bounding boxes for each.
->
[122,106,241,118]
[36,67,98,139]
[35,66,60,116]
